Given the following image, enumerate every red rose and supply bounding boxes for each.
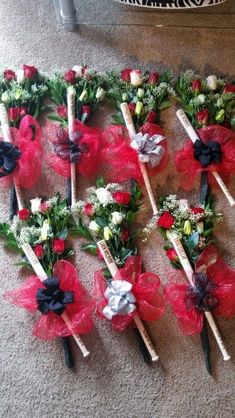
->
[148,72,160,85]
[64,69,76,84]
[53,239,65,254]
[192,79,201,92]
[121,230,129,242]
[7,107,20,121]
[34,244,44,258]
[18,208,30,221]
[166,248,178,262]
[3,69,15,81]
[128,103,136,116]
[56,105,67,118]
[191,207,204,215]
[113,191,131,205]
[84,203,94,216]
[196,108,209,126]
[23,65,38,79]
[146,110,157,123]
[82,105,91,116]
[223,84,235,94]
[157,211,175,229]
[121,68,132,82]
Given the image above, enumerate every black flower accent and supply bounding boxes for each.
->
[0,141,22,178]
[185,272,218,312]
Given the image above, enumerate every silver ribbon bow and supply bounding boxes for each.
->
[103,280,136,320]
[130,132,165,167]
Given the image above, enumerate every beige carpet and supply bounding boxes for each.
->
[0,1,235,417]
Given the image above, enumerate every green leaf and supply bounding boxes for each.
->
[81,242,97,255]
[96,177,105,188]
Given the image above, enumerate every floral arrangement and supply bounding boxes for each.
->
[71,178,141,269]
[47,65,106,124]
[0,65,48,127]
[176,70,235,129]
[105,68,175,128]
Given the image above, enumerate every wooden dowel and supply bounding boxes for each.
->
[67,87,76,207]
[0,104,24,210]
[21,243,90,358]
[166,230,230,361]
[120,102,158,215]
[176,109,235,207]
[97,239,159,362]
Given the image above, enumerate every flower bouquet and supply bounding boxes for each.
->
[0,65,48,127]
[47,65,106,125]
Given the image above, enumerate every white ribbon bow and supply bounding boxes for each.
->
[130,132,165,167]
[102,280,136,320]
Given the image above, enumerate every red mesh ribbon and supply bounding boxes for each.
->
[45,119,103,178]
[164,245,235,335]
[0,115,42,188]
[175,125,235,191]
[4,260,94,340]
[93,256,165,332]
[101,123,169,183]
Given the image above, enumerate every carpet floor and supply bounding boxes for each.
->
[0,1,235,417]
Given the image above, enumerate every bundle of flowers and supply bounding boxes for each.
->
[47,65,106,124]
[105,68,175,128]
[0,65,48,127]
[70,178,141,269]
[176,70,235,129]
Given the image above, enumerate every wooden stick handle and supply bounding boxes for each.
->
[120,102,158,215]
[97,240,159,361]
[21,243,90,358]
[67,87,76,207]
[166,230,230,361]
[0,104,24,210]
[176,109,235,207]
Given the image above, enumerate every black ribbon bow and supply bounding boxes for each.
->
[0,141,22,178]
[185,272,218,312]
[54,128,88,164]
[36,277,74,316]
[193,139,222,168]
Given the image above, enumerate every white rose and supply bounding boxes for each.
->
[72,65,83,77]
[40,220,50,241]
[89,220,100,233]
[30,197,42,214]
[95,87,105,101]
[16,69,25,84]
[197,94,206,105]
[130,70,142,87]
[178,199,190,213]
[111,212,123,225]
[103,226,113,241]
[206,75,217,91]
[96,188,113,205]
[137,88,144,98]
[79,90,88,101]
[1,92,10,103]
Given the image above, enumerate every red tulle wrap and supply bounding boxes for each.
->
[175,125,235,191]
[101,123,169,183]
[0,115,42,188]
[164,246,235,336]
[4,260,94,340]
[93,256,165,332]
[45,119,103,178]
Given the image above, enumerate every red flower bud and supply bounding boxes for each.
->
[148,72,160,85]
[64,69,76,84]
[157,211,175,229]
[196,108,209,126]
[146,110,157,124]
[23,65,38,79]
[223,84,235,94]
[34,244,44,258]
[166,248,178,262]
[7,107,20,121]
[121,230,129,242]
[3,69,15,81]
[121,68,132,82]
[192,79,201,92]
[56,105,67,118]
[113,191,131,205]
[19,107,27,117]
[53,239,65,254]
[40,202,50,213]
[191,207,204,215]
[84,203,95,216]
[82,105,91,115]
[128,103,136,116]
[18,208,30,221]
